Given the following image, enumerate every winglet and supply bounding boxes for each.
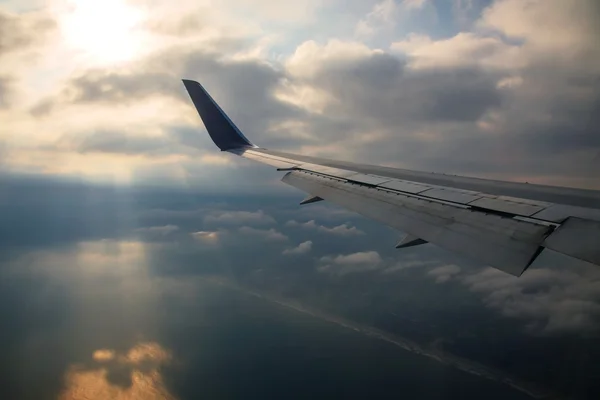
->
[182,79,256,151]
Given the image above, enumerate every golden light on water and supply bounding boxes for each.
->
[92,349,116,362]
[59,342,175,400]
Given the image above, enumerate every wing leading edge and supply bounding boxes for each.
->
[182,79,600,276]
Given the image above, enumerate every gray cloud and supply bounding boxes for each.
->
[57,130,175,155]
[282,240,312,255]
[313,57,501,126]
[0,75,13,109]
[319,250,382,275]
[20,0,600,190]
[427,264,461,283]
[135,225,179,235]
[0,10,55,56]
[462,260,600,335]
[238,226,288,241]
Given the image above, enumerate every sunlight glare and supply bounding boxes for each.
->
[61,0,144,65]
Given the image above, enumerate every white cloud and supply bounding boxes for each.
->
[427,264,461,283]
[286,39,382,79]
[282,240,312,255]
[355,0,428,37]
[318,223,364,236]
[461,263,600,334]
[391,32,522,70]
[285,219,317,228]
[355,0,399,37]
[285,219,364,235]
[135,225,179,235]
[190,230,219,242]
[205,210,276,225]
[480,0,599,51]
[238,226,288,241]
[325,251,382,265]
[319,251,382,275]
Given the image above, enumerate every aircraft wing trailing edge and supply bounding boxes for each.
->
[182,79,600,277]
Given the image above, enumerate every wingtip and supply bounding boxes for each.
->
[181,78,256,151]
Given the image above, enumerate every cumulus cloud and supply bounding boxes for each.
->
[285,219,364,235]
[319,251,382,275]
[318,223,364,236]
[282,240,312,255]
[391,32,522,70]
[205,210,275,226]
[427,264,462,283]
[238,226,288,241]
[285,219,317,228]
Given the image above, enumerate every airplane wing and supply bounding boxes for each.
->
[182,79,600,277]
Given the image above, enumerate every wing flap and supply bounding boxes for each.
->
[282,170,550,276]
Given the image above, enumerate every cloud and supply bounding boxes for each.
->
[205,210,276,226]
[285,219,364,235]
[191,230,220,242]
[135,225,179,236]
[238,226,288,241]
[427,264,461,283]
[355,0,399,37]
[2,0,599,191]
[319,251,382,275]
[286,219,317,228]
[0,9,56,57]
[479,0,600,59]
[391,32,522,70]
[56,129,174,155]
[461,262,600,335]
[318,223,364,236]
[0,75,14,109]
[355,0,428,38]
[282,240,312,255]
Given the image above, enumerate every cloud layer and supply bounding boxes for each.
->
[0,0,598,188]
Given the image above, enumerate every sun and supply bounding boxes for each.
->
[60,0,144,65]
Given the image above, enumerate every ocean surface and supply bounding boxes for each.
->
[1,276,533,400]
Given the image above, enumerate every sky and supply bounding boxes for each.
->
[1,0,600,399]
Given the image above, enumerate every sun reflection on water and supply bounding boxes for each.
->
[59,342,175,400]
